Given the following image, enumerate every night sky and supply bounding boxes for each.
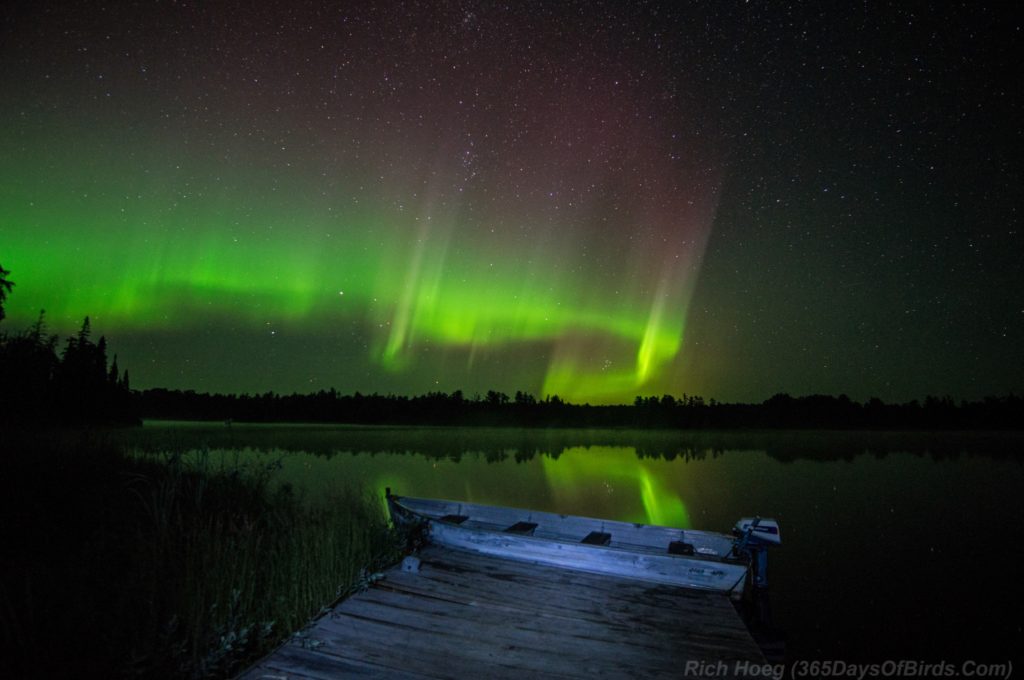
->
[1,1,1020,404]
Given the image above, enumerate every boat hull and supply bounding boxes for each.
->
[388,494,749,595]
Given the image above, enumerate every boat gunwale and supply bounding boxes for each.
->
[388,493,747,566]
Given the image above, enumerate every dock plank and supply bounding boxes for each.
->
[376,565,754,652]
[312,613,634,679]
[387,549,755,644]
[248,643,432,680]
[331,590,680,661]
[241,546,765,679]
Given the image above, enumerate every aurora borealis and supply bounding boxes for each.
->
[1,2,1021,403]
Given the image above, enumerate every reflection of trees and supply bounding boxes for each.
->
[120,426,1024,464]
[635,447,717,462]
[756,431,1024,463]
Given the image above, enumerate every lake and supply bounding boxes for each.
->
[126,423,1024,666]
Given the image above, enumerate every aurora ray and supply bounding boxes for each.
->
[0,3,721,403]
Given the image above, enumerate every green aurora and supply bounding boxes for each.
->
[1,139,713,403]
[3,1,1020,403]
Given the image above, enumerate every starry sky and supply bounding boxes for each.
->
[1,1,1020,404]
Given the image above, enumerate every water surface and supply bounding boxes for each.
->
[128,423,1024,664]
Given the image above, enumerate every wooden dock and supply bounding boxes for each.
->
[240,545,767,679]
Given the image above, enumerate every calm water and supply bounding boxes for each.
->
[128,423,1024,665]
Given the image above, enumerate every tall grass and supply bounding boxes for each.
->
[0,430,401,679]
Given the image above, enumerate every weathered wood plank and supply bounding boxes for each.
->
[313,612,642,679]
[243,545,766,679]
[399,547,751,633]
[379,572,751,648]
[338,592,659,657]
[370,580,756,656]
[392,547,756,641]
[332,587,750,669]
[239,639,435,679]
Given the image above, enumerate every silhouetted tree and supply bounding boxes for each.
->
[108,355,120,385]
[0,275,134,425]
[485,390,509,405]
[0,263,13,323]
[0,310,59,421]
[128,386,1024,431]
[514,390,536,405]
[0,314,136,424]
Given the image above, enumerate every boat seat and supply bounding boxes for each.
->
[504,521,539,535]
[581,531,612,546]
[440,514,469,524]
[668,541,695,555]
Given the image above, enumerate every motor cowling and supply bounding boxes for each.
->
[733,517,781,590]
[734,517,781,546]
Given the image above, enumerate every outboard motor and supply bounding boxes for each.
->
[733,517,781,590]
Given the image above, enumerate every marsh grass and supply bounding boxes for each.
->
[0,429,400,679]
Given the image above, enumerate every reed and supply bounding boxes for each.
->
[0,431,400,679]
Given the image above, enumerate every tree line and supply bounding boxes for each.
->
[136,387,1024,430]
[0,265,137,425]
[0,313,138,425]
[2,262,1020,430]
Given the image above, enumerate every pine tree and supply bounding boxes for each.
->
[108,355,119,385]
[0,263,13,323]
